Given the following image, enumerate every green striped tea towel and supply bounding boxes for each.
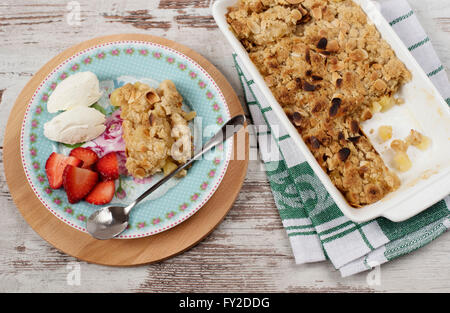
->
[232,0,450,277]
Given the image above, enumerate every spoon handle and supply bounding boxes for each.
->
[124,114,246,214]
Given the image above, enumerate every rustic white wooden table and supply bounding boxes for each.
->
[0,0,449,293]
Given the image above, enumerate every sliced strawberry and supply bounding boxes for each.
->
[45,152,82,189]
[62,165,98,204]
[69,147,99,169]
[95,152,119,180]
[85,180,115,205]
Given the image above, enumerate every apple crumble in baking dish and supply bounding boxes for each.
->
[226,0,413,207]
[110,80,196,179]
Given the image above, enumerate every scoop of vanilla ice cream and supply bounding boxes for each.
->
[44,106,106,145]
[47,71,102,113]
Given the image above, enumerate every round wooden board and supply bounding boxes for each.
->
[3,34,248,266]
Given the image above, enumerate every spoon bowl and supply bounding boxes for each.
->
[87,205,129,240]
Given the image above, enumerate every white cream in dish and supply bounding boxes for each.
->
[47,71,102,113]
[44,106,106,145]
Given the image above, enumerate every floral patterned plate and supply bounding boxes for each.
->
[21,41,232,239]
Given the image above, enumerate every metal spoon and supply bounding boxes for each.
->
[86,114,246,240]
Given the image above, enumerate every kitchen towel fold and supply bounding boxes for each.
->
[232,0,450,277]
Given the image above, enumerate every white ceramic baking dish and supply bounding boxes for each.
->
[213,0,450,222]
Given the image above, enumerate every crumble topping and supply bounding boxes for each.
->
[111,80,195,179]
[406,129,431,151]
[227,0,412,206]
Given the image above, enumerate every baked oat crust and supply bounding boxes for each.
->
[227,0,411,206]
[112,80,195,179]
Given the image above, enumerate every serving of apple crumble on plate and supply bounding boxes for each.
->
[110,80,196,179]
[226,0,413,207]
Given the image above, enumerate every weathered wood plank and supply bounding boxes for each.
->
[158,0,213,9]
[102,10,172,30]
[174,14,217,29]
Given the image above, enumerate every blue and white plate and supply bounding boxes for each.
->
[21,41,232,239]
